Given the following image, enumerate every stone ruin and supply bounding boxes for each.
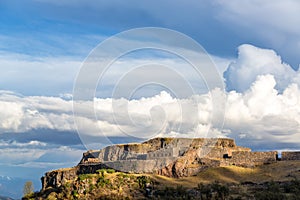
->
[281,151,300,161]
[78,137,292,175]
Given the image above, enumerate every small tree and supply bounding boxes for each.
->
[23,181,34,196]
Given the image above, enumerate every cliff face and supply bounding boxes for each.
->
[41,164,112,190]
[42,167,78,190]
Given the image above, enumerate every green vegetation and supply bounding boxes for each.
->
[96,168,115,176]
[96,169,106,177]
[106,169,115,173]
[155,185,191,199]
[284,178,300,194]
[117,172,130,178]
[137,175,151,189]
[211,181,230,200]
[97,176,110,187]
[78,174,94,181]
[253,179,300,200]
[72,190,79,198]
[196,182,230,200]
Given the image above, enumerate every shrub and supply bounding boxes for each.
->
[64,182,72,188]
[106,169,115,173]
[89,183,96,191]
[156,185,190,199]
[284,179,300,194]
[97,169,109,177]
[254,181,285,200]
[137,176,150,189]
[78,174,94,181]
[197,183,212,199]
[117,172,129,179]
[97,176,110,187]
[266,181,280,193]
[176,185,188,197]
[197,181,229,200]
[254,191,285,200]
[72,190,79,198]
[211,181,229,200]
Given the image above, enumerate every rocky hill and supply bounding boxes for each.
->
[24,161,300,199]
[23,138,300,199]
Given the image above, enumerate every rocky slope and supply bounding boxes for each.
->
[24,161,300,200]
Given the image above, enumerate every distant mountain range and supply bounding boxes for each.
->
[0,176,39,199]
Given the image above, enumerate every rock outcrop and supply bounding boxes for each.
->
[41,167,78,190]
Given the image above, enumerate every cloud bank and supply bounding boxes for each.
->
[1,74,299,146]
[1,43,300,149]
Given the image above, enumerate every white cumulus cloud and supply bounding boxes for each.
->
[225,74,300,143]
[224,44,300,92]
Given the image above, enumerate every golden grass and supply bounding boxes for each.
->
[145,161,300,189]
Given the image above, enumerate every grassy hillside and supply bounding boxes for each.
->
[147,161,300,188]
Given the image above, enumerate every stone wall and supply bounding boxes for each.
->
[222,151,278,167]
[146,148,176,159]
[103,157,177,173]
[203,147,232,160]
[281,152,300,161]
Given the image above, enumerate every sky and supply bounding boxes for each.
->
[0,0,300,198]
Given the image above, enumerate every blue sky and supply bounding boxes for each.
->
[1,1,299,67]
[1,0,300,198]
[1,0,300,96]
